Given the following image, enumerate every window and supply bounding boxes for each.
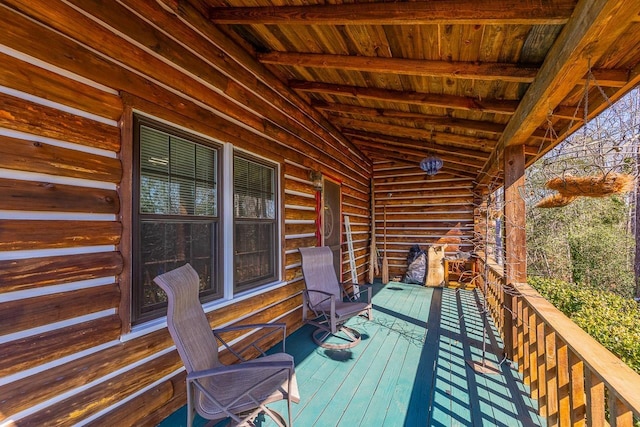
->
[132,116,281,325]
[233,154,278,291]
[133,116,221,324]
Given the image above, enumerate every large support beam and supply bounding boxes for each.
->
[209,0,575,25]
[289,80,518,116]
[259,52,538,83]
[503,144,527,360]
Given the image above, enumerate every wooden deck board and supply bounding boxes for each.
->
[158,282,543,427]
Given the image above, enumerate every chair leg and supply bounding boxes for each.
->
[186,380,195,427]
[312,326,361,349]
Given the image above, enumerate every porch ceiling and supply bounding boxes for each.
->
[186,0,640,184]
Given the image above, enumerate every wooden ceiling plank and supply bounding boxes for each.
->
[209,0,575,25]
[259,51,538,83]
[290,80,519,115]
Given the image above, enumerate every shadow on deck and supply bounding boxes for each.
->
[159,282,543,427]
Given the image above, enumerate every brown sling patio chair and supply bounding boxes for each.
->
[154,264,299,427]
[298,246,373,349]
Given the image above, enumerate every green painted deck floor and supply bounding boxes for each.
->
[159,282,543,427]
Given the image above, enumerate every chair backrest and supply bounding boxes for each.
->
[299,247,341,306]
[154,264,220,374]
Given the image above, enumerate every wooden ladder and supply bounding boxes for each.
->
[344,215,359,296]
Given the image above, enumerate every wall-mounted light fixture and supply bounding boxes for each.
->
[309,170,323,191]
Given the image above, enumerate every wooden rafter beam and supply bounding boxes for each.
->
[290,80,519,115]
[357,146,476,178]
[259,52,538,83]
[353,138,483,168]
[313,101,507,136]
[586,68,632,88]
[358,147,476,178]
[345,130,489,164]
[315,101,557,143]
[332,117,498,152]
[209,0,576,25]
[552,105,585,120]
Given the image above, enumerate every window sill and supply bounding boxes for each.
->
[120,279,289,342]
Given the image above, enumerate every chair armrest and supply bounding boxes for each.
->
[303,289,333,298]
[302,289,334,306]
[213,323,288,361]
[187,360,294,381]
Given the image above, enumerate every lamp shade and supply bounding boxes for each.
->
[420,155,443,176]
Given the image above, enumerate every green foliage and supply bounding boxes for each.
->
[526,194,635,298]
[529,276,640,374]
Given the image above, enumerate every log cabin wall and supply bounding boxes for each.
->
[0,1,371,425]
[373,163,476,280]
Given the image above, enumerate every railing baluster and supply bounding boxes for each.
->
[546,329,559,426]
[585,370,605,427]
[538,319,548,418]
[523,305,531,385]
[568,349,586,427]
[557,337,570,426]
[517,296,525,373]
[529,310,539,400]
[504,283,515,360]
[609,394,633,427]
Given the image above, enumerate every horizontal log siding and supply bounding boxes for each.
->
[373,164,476,280]
[0,1,370,425]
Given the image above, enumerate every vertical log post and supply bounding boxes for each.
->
[504,144,526,360]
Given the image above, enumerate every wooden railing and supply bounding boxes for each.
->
[476,256,640,427]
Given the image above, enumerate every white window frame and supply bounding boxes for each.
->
[127,116,283,336]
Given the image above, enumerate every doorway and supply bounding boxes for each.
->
[322,177,341,278]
